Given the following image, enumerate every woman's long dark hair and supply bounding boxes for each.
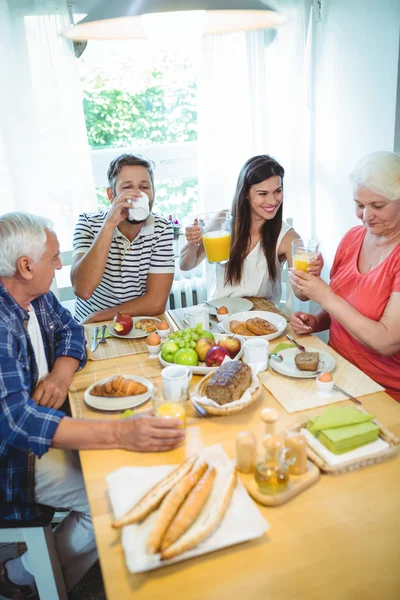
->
[225,155,284,286]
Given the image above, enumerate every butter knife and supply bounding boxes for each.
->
[286,334,306,352]
[91,326,99,352]
[333,383,362,405]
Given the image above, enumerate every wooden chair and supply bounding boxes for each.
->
[0,505,67,600]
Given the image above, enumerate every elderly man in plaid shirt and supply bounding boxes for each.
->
[0,213,185,600]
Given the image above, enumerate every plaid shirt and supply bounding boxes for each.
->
[0,283,87,521]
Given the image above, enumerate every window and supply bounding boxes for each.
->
[78,39,199,226]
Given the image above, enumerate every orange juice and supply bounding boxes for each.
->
[293,253,312,272]
[202,231,231,264]
[156,402,186,428]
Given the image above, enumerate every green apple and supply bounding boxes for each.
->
[201,330,215,342]
[161,341,179,363]
[174,348,198,366]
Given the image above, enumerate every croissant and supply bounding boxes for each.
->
[229,320,256,336]
[90,375,147,397]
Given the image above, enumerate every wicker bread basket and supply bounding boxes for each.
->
[192,371,262,416]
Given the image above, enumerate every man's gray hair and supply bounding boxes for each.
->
[350,151,400,202]
[0,212,54,277]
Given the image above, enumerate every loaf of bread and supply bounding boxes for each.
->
[205,362,252,405]
[90,375,147,397]
[294,351,319,371]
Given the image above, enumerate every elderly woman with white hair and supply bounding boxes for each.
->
[290,151,400,401]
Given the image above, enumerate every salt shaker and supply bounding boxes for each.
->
[260,408,280,437]
[236,431,257,474]
[285,431,308,475]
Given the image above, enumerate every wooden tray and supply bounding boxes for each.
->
[286,419,400,474]
[193,371,261,416]
[238,460,320,506]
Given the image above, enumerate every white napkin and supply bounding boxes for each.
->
[191,360,262,408]
[301,428,390,466]
[106,444,269,573]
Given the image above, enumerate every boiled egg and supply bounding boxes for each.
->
[157,321,169,330]
[317,372,333,382]
[147,332,161,346]
[217,305,229,315]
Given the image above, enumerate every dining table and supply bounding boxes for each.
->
[68,299,400,600]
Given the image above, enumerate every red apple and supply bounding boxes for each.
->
[204,346,230,367]
[113,312,133,335]
[218,336,241,359]
[195,337,215,362]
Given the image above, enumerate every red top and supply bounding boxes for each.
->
[329,226,400,401]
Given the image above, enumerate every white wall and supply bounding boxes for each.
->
[312,0,400,269]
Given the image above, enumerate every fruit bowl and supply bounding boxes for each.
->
[158,333,244,375]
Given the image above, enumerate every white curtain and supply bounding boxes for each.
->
[0,0,96,250]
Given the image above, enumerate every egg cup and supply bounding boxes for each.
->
[147,343,161,358]
[216,312,229,323]
[316,377,334,396]
[156,327,170,339]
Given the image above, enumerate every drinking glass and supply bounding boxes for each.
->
[292,238,319,272]
[152,385,186,429]
[198,212,232,264]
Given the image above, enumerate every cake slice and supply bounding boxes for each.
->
[294,351,319,371]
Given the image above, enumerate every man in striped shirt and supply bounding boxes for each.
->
[71,153,175,323]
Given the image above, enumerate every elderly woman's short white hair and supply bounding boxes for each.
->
[350,151,400,202]
[0,212,54,277]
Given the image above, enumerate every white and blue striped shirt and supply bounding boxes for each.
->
[72,210,175,322]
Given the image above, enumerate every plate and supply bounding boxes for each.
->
[107,317,161,339]
[158,333,244,375]
[206,297,253,316]
[220,311,287,341]
[270,347,336,379]
[84,375,154,411]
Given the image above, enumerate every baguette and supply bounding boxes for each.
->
[112,455,198,529]
[161,467,236,560]
[147,462,208,554]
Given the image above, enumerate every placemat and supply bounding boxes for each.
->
[260,336,384,413]
[167,297,289,333]
[84,314,169,361]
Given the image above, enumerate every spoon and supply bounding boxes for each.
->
[269,353,283,362]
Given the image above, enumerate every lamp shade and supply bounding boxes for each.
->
[62,0,284,41]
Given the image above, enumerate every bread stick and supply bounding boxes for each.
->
[161,468,236,560]
[147,462,208,554]
[112,455,198,529]
[160,466,216,552]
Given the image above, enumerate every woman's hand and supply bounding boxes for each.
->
[307,252,324,276]
[289,268,333,305]
[290,311,318,335]
[185,218,202,245]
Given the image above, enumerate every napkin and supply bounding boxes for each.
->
[269,342,296,355]
[307,405,373,434]
[301,428,390,466]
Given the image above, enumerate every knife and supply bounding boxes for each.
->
[91,326,99,352]
[286,334,306,352]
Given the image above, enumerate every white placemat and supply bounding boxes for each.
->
[106,444,269,573]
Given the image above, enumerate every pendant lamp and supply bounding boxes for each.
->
[62,0,284,41]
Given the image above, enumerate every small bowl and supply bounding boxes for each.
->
[156,327,170,339]
[216,312,229,322]
[147,343,161,357]
[316,377,334,395]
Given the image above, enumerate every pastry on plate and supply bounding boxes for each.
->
[246,317,278,336]
[136,319,157,333]
[229,320,255,336]
[91,375,147,397]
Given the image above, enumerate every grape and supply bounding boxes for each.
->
[192,333,199,341]
[190,340,196,348]
[178,340,185,348]
[196,323,203,331]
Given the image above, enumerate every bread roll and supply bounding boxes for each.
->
[161,467,236,560]
[112,456,197,529]
[147,462,208,554]
[161,466,216,551]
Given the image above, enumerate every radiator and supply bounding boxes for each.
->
[167,275,207,310]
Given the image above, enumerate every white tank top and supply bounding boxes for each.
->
[209,221,292,304]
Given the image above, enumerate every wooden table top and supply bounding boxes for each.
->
[69,309,400,600]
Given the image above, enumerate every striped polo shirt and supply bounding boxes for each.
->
[72,210,175,322]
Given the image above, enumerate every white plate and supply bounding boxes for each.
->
[221,311,287,341]
[270,347,336,379]
[158,333,244,375]
[107,316,161,339]
[84,375,154,411]
[206,297,253,316]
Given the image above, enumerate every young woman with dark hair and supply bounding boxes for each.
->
[180,155,323,303]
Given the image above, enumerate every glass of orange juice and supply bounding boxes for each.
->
[152,386,186,429]
[292,239,319,272]
[198,212,231,264]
